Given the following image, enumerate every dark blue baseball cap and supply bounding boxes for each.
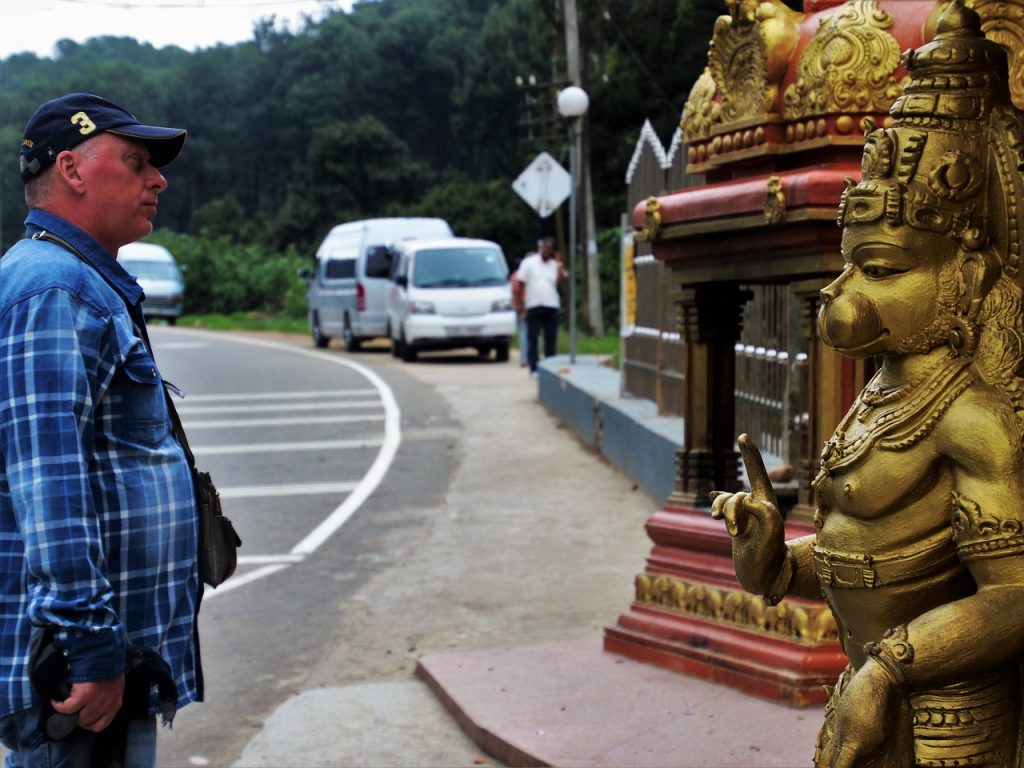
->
[20,93,187,183]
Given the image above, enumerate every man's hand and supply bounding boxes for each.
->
[51,675,124,733]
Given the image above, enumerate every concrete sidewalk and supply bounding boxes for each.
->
[231,345,822,768]
[418,636,821,767]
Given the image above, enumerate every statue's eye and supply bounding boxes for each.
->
[862,265,897,278]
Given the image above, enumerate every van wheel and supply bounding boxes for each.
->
[399,329,417,362]
[476,345,492,358]
[495,342,510,363]
[342,316,361,352]
[167,317,177,327]
[388,323,400,357]
[311,313,330,349]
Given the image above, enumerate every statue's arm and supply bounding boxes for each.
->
[785,534,821,600]
[884,391,1024,691]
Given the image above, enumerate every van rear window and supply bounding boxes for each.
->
[324,259,356,279]
[365,246,393,278]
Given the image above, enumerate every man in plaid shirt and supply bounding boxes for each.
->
[0,94,201,766]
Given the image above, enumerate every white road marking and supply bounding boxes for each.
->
[193,438,384,456]
[205,563,291,595]
[157,330,402,599]
[219,481,358,499]
[238,554,305,565]
[178,401,380,415]
[185,414,385,429]
[182,389,376,403]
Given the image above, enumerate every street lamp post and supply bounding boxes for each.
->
[557,85,588,364]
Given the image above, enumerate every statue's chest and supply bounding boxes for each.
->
[812,358,971,526]
[814,444,936,520]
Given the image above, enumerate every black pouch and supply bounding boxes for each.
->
[194,469,241,588]
[27,628,77,741]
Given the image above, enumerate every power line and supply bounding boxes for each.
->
[601,8,677,117]
[43,0,336,9]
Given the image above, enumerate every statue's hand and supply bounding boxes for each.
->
[823,659,897,768]
[710,433,781,536]
[710,434,788,596]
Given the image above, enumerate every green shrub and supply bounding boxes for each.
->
[146,230,307,319]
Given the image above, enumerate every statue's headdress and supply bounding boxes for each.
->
[838,1,1024,281]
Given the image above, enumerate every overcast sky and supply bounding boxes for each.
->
[1,0,353,60]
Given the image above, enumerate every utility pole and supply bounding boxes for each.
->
[562,0,604,336]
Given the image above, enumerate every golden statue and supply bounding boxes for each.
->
[711,3,1024,766]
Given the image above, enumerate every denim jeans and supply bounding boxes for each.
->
[0,707,156,768]
[526,305,559,373]
[517,314,530,365]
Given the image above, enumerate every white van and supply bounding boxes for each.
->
[116,242,186,324]
[387,237,516,362]
[303,217,453,350]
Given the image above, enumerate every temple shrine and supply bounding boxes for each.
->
[606,0,1024,706]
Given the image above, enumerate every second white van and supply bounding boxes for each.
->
[387,237,517,362]
[302,217,453,350]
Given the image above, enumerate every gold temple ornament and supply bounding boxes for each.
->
[764,175,786,224]
[711,2,1024,766]
[642,196,662,241]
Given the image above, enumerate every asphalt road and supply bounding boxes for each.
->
[151,329,470,767]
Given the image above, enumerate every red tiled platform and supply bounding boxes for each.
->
[417,635,823,768]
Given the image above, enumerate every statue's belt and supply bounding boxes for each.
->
[813,537,958,589]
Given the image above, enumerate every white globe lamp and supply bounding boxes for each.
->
[557,86,589,118]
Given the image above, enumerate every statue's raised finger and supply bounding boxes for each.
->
[739,433,777,505]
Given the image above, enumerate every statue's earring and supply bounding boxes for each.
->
[949,235,997,357]
[948,316,977,356]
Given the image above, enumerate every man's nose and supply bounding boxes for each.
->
[149,168,168,193]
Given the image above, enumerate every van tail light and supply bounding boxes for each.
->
[356,283,366,312]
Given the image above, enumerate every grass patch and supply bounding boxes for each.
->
[562,330,619,361]
[511,325,620,367]
[174,312,308,334]
[170,313,621,366]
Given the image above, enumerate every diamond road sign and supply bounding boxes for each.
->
[512,151,572,218]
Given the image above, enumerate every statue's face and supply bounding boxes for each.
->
[818,222,955,358]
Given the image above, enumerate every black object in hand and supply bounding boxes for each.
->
[28,628,78,740]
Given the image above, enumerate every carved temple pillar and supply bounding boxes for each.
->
[673,284,751,504]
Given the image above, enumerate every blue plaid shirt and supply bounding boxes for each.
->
[0,209,201,717]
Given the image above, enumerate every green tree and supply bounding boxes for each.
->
[273,116,433,252]
[453,0,553,180]
[398,170,539,265]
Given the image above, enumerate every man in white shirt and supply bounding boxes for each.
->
[516,237,566,377]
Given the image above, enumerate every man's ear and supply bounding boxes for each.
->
[52,150,87,195]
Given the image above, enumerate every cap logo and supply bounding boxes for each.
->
[70,111,97,135]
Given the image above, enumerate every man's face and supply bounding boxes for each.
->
[73,134,168,253]
[540,240,555,260]
[818,222,956,358]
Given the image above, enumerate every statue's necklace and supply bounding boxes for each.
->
[822,353,971,472]
[857,352,955,417]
